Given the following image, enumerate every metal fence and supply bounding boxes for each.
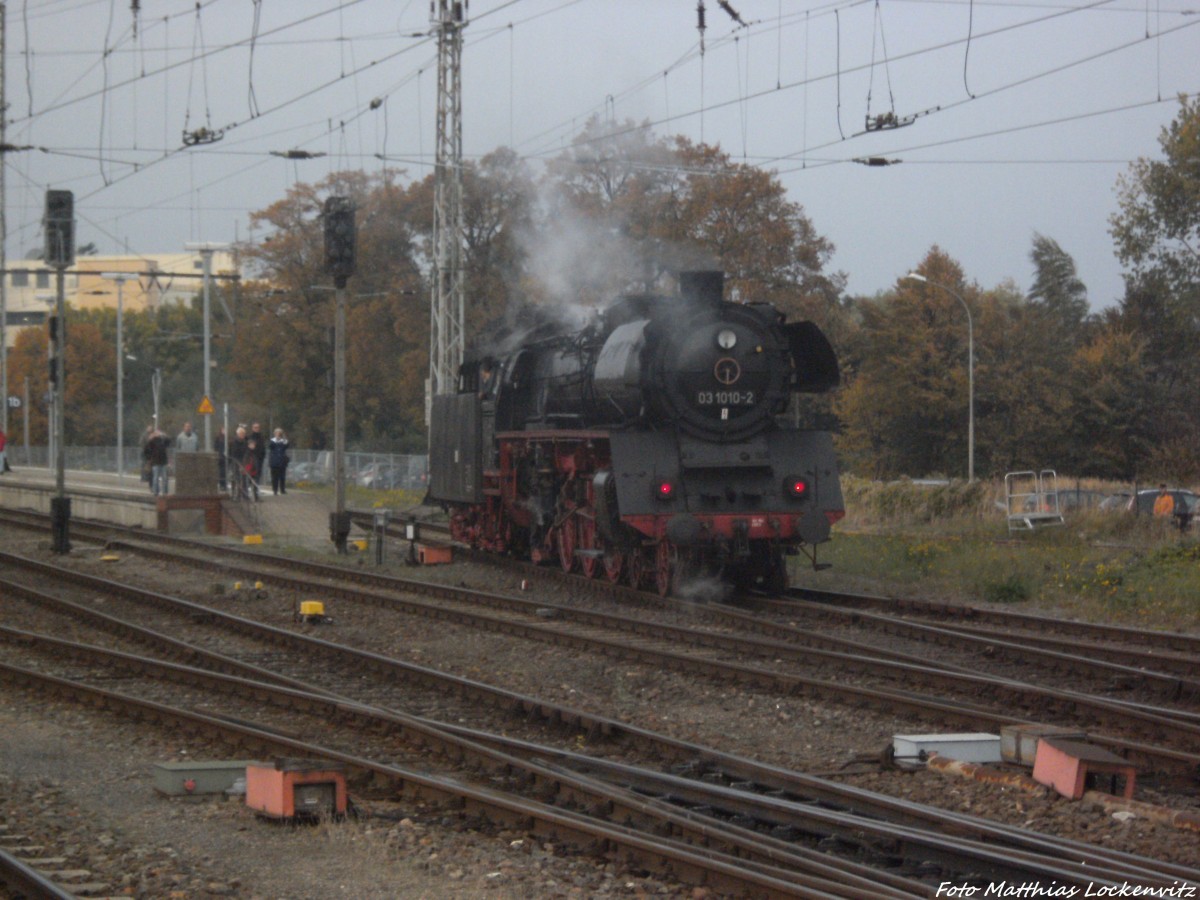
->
[8,446,429,492]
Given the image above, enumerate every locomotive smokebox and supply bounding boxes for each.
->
[679,270,724,306]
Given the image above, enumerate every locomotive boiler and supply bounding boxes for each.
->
[428,270,844,597]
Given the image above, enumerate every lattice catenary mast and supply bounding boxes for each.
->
[428,0,467,423]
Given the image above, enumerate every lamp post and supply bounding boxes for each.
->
[125,355,161,429]
[903,272,975,483]
[184,241,229,452]
[101,273,134,485]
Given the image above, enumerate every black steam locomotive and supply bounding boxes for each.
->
[429,270,843,597]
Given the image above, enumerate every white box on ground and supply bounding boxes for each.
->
[893,732,1002,764]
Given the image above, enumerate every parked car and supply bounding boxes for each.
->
[357,462,403,489]
[290,461,332,485]
[1098,492,1132,512]
[1126,488,1198,522]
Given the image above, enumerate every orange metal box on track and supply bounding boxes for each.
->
[245,759,347,819]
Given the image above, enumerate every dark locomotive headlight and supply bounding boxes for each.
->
[784,476,809,500]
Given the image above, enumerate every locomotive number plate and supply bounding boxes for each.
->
[697,390,755,406]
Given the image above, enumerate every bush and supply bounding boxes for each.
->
[982,574,1031,604]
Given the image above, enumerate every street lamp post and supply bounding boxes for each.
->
[101,273,134,485]
[184,242,230,452]
[125,355,161,430]
[904,272,975,483]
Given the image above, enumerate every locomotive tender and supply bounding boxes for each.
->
[429,270,844,597]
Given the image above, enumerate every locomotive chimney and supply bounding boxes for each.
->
[679,270,724,306]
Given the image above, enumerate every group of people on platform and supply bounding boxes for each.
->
[140,419,290,500]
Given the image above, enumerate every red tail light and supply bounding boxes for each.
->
[656,480,675,501]
[785,477,809,499]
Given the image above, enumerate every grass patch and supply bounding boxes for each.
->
[291,482,431,513]
[792,477,1200,631]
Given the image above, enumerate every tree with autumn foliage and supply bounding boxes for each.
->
[1106,95,1200,476]
[835,248,1081,479]
[6,310,113,445]
[834,250,978,478]
[396,147,538,347]
[541,117,845,326]
[238,170,428,449]
[6,326,51,445]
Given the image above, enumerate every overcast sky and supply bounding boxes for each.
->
[5,0,1197,309]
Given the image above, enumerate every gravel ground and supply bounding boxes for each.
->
[2,525,1198,898]
[0,706,694,899]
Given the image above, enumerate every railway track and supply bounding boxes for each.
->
[390,515,1200,693]
[13,527,1200,775]
[0,843,78,900]
[3,566,1195,894]
[783,585,1200,659]
[4,510,1200,775]
[3,509,1198,891]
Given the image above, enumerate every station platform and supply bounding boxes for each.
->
[0,465,343,547]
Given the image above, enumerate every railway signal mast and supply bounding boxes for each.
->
[44,189,74,553]
[324,196,356,555]
[427,0,467,426]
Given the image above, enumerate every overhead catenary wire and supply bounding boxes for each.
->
[521,0,1190,170]
[865,0,898,130]
[58,0,543,220]
[963,0,977,99]
[8,0,372,128]
[4,0,1193,278]
[773,92,1198,177]
[247,0,262,118]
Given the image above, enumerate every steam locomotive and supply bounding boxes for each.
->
[428,270,844,597]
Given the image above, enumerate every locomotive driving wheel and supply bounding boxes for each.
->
[557,515,577,573]
[602,544,624,583]
[626,548,645,590]
[578,514,599,579]
[654,540,675,597]
[449,508,475,546]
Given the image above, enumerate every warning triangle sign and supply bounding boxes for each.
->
[197,396,215,415]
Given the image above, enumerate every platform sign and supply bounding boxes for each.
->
[7,396,19,409]
[197,396,215,415]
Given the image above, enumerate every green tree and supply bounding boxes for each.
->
[1063,329,1159,479]
[977,284,1072,474]
[1111,95,1200,297]
[1107,95,1200,473]
[1027,233,1089,342]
